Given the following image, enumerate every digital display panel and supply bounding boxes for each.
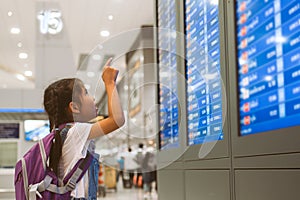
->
[0,123,19,139]
[157,0,179,150]
[185,0,223,145]
[236,0,300,136]
[24,120,50,141]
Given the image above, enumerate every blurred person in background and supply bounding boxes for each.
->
[123,147,139,188]
[142,151,157,198]
[134,143,145,188]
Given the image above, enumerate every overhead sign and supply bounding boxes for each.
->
[37,9,63,35]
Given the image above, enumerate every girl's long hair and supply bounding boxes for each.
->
[43,78,84,175]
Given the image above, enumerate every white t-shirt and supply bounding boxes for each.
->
[58,123,93,198]
[123,152,139,171]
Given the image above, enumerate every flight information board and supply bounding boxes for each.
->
[236,0,300,136]
[0,123,19,139]
[185,0,223,145]
[157,0,179,150]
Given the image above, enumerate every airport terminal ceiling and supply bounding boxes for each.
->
[0,0,154,89]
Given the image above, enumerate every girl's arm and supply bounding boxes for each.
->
[88,58,125,139]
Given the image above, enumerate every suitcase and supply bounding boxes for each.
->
[122,171,132,188]
[133,174,143,188]
[104,166,117,192]
[98,164,106,197]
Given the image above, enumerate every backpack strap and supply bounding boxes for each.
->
[63,151,94,191]
[38,139,47,171]
[28,151,94,200]
[21,158,29,200]
[28,124,90,200]
[59,123,72,144]
[46,152,94,193]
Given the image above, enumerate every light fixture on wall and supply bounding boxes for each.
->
[10,27,20,34]
[108,15,113,20]
[18,52,28,59]
[24,71,33,77]
[37,10,63,35]
[100,30,110,37]
[16,74,26,81]
[7,11,13,17]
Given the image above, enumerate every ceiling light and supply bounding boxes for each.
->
[92,54,101,61]
[87,72,95,77]
[17,42,22,48]
[24,71,33,76]
[19,53,28,59]
[100,30,110,37]
[24,64,28,68]
[7,11,13,17]
[10,27,20,34]
[16,74,26,81]
[108,15,113,20]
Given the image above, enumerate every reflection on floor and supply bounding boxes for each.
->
[98,180,158,200]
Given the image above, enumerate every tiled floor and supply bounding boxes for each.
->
[98,181,158,200]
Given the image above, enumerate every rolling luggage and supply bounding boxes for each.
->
[104,166,117,192]
[122,171,132,188]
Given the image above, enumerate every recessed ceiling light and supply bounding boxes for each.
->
[92,54,101,61]
[10,27,20,34]
[16,74,26,81]
[108,15,113,20]
[19,53,28,59]
[100,30,110,37]
[24,71,33,76]
[7,11,13,17]
[17,42,22,48]
[87,72,95,77]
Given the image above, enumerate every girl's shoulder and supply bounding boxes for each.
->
[67,122,93,138]
[70,122,93,129]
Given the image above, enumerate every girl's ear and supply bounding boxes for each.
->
[69,102,80,114]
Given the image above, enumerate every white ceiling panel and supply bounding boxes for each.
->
[0,0,154,89]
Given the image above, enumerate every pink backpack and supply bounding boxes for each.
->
[14,126,93,200]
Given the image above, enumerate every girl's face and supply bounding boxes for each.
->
[77,87,98,122]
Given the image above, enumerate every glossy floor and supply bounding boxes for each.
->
[97,181,158,200]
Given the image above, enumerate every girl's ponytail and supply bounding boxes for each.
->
[45,87,63,175]
[43,78,84,175]
[49,129,63,175]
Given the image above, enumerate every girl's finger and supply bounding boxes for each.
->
[104,57,113,67]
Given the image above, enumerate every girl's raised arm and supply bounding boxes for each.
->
[88,58,125,139]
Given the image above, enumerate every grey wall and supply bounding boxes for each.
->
[156,0,300,200]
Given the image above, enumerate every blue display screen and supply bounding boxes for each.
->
[236,0,300,136]
[185,0,223,145]
[158,0,179,150]
[24,120,50,141]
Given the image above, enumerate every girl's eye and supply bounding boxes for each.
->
[85,89,88,95]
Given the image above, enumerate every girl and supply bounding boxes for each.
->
[43,58,125,199]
